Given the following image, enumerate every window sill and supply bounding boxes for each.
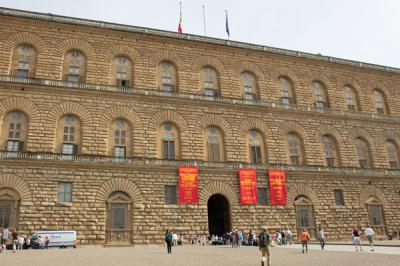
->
[56,201,73,207]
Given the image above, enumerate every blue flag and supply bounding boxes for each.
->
[225,11,230,38]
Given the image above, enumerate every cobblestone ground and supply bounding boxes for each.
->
[0,244,399,266]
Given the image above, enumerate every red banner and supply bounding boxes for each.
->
[178,166,199,204]
[268,170,287,205]
[239,169,257,205]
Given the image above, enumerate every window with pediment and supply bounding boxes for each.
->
[11,44,37,78]
[112,56,132,87]
[158,123,179,160]
[240,72,258,101]
[287,133,304,165]
[313,81,329,108]
[1,111,28,152]
[63,50,86,83]
[355,137,372,168]
[201,66,219,97]
[366,196,386,235]
[279,77,295,105]
[294,195,316,239]
[0,188,20,228]
[205,126,225,162]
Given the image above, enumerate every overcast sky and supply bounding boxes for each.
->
[1,0,399,68]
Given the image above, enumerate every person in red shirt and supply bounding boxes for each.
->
[300,229,310,253]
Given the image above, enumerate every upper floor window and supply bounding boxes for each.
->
[355,137,372,168]
[313,81,329,108]
[56,115,81,155]
[344,85,359,111]
[63,50,86,83]
[158,61,177,93]
[205,126,225,162]
[373,89,388,114]
[11,44,37,78]
[248,130,265,164]
[323,135,340,167]
[2,111,28,152]
[201,66,219,97]
[112,56,132,87]
[159,123,179,160]
[287,133,304,165]
[109,119,131,158]
[279,77,295,105]
[385,140,399,169]
[241,72,258,101]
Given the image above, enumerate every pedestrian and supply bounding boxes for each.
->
[44,236,50,249]
[165,229,173,254]
[352,227,362,251]
[248,230,254,246]
[300,229,310,253]
[172,232,178,246]
[12,229,18,253]
[287,228,293,245]
[1,225,10,252]
[258,226,271,266]
[317,227,326,250]
[18,235,24,250]
[364,225,375,252]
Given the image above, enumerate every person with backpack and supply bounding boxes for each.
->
[165,229,173,254]
[300,229,310,253]
[258,226,271,266]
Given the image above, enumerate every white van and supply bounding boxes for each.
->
[31,231,77,248]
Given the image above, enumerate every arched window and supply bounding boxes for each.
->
[63,50,86,82]
[344,85,359,111]
[240,72,258,101]
[313,81,329,108]
[158,61,177,93]
[385,140,399,169]
[11,44,37,78]
[1,111,28,152]
[355,137,372,168]
[205,126,225,162]
[159,123,179,160]
[366,197,386,236]
[56,115,81,155]
[247,130,265,163]
[0,188,21,228]
[294,195,316,239]
[112,56,132,87]
[323,135,340,167]
[201,66,219,97]
[109,119,131,158]
[287,133,304,165]
[106,191,133,244]
[279,77,295,105]
[373,89,388,114]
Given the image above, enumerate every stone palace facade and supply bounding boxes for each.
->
[0,7,399,245]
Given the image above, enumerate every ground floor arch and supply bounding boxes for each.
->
[294,195,316,239]
[0,188,20,228]
[207,194,231,237]
[106,191,133,244]
[366,196,387,236]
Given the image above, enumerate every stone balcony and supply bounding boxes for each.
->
[1,75,399,123]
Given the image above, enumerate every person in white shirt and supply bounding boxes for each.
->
[364,225,376,251]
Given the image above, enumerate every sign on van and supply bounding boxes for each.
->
[32,231,77,248]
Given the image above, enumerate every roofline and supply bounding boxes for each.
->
[1,6,399,75]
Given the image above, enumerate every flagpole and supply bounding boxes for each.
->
[178,2,183,33]
[202,5,207,36]
[225,10,230,39]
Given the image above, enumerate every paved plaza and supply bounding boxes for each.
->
[0,244,399,266]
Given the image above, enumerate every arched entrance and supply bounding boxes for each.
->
[366,196,386,236]
[207,194,231,236]
[106,191,132,244]
[0,188,20,228]
[294,195,316,239]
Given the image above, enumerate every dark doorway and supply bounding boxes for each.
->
[207,194,231,236]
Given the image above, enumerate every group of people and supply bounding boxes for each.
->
[273,228,293,246]
[0,225,50,252]
[352,225,376,252]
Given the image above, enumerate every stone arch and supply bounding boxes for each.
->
[148,50,185,69]
[237,118,273,140]
[96,178,143,205]
[199,181,239,206]
[269,66,301,86]
[195,114,232,136]
[287,184,320,205]
[100,105,143,132]
[191,55,226,73]
[336,75,362,89]
[359,185,388,206]
[276,120,309,143]
[147,110,188,133]
[347,126,374,146]
[365,79,388,95]
[1,32,48,62]
[54,38,97,60]
[103,45,142,65]
[232,60,264,78]
[315,124,346,164]
[306,71,333,90]
[0,174,32,203]
[381,129,400,146]
[0,97,40,125]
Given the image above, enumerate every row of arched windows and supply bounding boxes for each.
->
[10,44,391,115]
[2,111,399,169]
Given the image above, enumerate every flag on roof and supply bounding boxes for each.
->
[225,10,230,38]
[178,2,183,33]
